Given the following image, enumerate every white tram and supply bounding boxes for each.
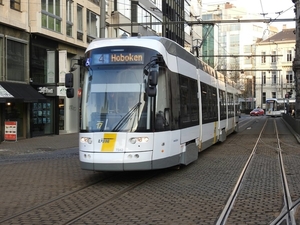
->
[265,98,295,117]
[65,35,240,171]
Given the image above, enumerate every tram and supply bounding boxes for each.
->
[265,98,295,117]
[65,35,240,171]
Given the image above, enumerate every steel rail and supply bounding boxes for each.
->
[216,118,269,225]
[270,120,296,225]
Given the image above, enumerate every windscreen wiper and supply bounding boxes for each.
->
[111,102,141,132]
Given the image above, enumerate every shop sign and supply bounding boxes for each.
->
[4,121,17,141]
[57,86,67,97]
[38,86,56,96]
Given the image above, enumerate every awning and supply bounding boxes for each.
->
[0,82,47,103]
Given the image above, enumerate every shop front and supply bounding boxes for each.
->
[31,85,58,137]
[0,82,47,141]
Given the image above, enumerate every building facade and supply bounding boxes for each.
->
[0,0,99,140]
[255,28,295,110]
[0,0,202,140]
[201,2,285,111]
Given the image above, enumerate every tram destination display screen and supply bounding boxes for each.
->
[90,52,144,65]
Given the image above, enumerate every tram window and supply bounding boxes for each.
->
[210,86,218,120]
[180,76,189,123]
[201,82,217,123]
[227,93,234,117]
[169,71,180,130]
[219,90,226,120]
[155,68,169,131]
[190,80,199,122]
[180,75,199,127]
[201,83,208,121]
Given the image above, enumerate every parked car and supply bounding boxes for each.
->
[250,108,264,116]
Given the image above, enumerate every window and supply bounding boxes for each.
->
[180,76,199,127]
[66,0,73,37]
[88,0,99,4]
[137,6,151,27]
[201,82,217,123]
[271,51,277,63]
[117,0,131,19]
[262,72,266,85]
[286,71,293,84]
[10,0,20,10]
[136,4,162,34]
[41,0,62,32]
[0,36,3,78]
[87,9,100,41]
[150,16,162,34]
[219,90,226,120]
[6,38,28,82]
[77,4,83,40]
[287,50,292,62]
[261,52,266,63]
[151,0,162,10]
[31,44,47,83]
[262,92,266,104]
[272,71,277,85]
[227,93,234,118]
[272,92,276,98]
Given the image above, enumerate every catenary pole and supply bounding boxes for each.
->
[100,0,106,38]
[292,0,300,118]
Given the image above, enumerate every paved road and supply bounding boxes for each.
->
[0,133,79,157]
[0,117,300,224]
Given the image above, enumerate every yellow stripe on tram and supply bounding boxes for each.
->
[101,133,117,152]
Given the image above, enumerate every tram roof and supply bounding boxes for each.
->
[88,36,201,67]
[88,36,235,86]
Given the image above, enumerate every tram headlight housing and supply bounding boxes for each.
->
[80,137,92,144]
[129,137,149,144]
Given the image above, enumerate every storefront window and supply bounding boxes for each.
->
[5,103,24,138]
[31,100,54,136]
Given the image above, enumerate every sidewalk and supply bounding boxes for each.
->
[0,133,79,157]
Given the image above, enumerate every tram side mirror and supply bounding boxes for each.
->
[146,86,156,97]
[65,73,74,88]
[148,71,158,86]
[66,88,74,98]
[156,54,164,66]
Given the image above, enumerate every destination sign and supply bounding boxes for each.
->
[91,53,144,65]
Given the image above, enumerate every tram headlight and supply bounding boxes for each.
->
[129,137,149,144]
[80,137,92,144]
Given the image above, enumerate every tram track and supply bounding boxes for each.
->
[216,117,299,225]
[216,117,268,225]
[0,171,160,225]
[271,119,298,225]
[0,174,112,224]
[1,116,300,224]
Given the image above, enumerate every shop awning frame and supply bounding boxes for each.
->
[0,82,47,103]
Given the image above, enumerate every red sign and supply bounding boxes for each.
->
[77,88,82,97]
[4,121,17,141]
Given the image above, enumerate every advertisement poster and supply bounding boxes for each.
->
[4,121,17,141]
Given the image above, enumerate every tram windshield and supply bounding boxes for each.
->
[80,46,162,132]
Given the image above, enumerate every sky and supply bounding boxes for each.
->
[201,0,295,30]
